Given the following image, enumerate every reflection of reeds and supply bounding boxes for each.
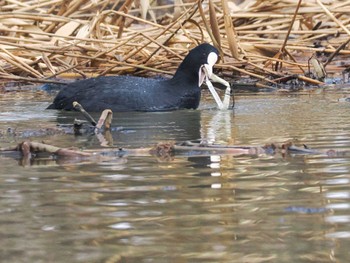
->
[0,0,349,86]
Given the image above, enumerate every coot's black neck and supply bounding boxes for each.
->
[170,58,200,87]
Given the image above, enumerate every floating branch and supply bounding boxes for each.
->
[1,140,349,167]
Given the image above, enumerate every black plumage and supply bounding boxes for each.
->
[47,43,219,112]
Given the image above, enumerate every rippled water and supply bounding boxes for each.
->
[1,89,350,262]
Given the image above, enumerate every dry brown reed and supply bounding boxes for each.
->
[0,0,350,87]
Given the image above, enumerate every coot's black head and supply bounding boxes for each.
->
[173,43,219,86]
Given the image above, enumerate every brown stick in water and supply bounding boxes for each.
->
[73,101,97,126]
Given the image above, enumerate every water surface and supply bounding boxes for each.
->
[1,89,350,262]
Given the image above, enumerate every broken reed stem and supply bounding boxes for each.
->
[208,0,221,47]
[198,0,220,49]
[324,37,350,67]
[96,109,113,130]
[283,48,305,74]
[54,57,87,78]
[280,0,303,53]
[41,53,56,75]
[0,25,126,45]
[220,64,278,85]
[237,29,339,35]
[139,32,183,59]
[297,75,324,85]
[316,0,350,36]
[17,0,63,13]
[47,37,132,79]
[252,43,350,54]
[246,61,284,77]
[275,0,303,71]
[115,0,134,38]
[73,101,97,126]
[249,54,308,68]
[141,0,201,65]
[221,0,239,59]
[0,48,43,78]
[0,74,66,84]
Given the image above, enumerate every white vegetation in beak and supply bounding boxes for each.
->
[198,52,232,110]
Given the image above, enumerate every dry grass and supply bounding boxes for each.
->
[0,0,350,86]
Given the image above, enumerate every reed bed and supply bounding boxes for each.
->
[0,0,350,87]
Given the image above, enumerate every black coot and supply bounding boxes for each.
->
[47,43,219,112]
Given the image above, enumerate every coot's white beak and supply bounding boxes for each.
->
[198,52,218,86]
